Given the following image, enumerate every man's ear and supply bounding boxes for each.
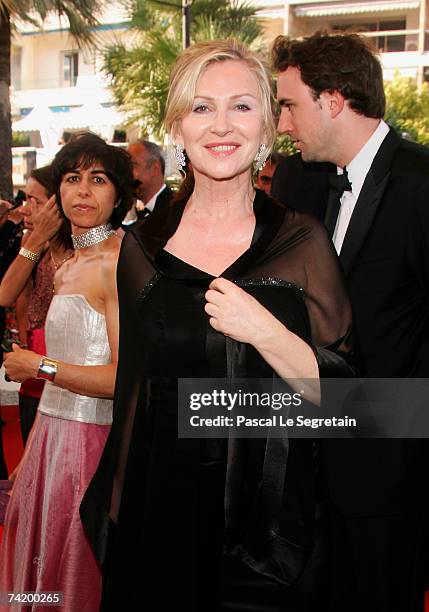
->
[152,160,162,177]
[321,90,345,118]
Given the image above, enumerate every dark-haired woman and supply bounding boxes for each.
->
[0,133,133,611]
[0,165,72,446]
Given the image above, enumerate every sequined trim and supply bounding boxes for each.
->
[235,277,306,298]
[138,272,162,302]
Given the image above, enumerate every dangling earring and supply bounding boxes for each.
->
[254,144,267,172]
[174,143,186,169]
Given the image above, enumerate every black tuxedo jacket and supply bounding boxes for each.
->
[136,184,173,221]
[271,153,334,220]
[322,128,429,516]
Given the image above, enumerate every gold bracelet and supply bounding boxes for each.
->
[19,247,41,263]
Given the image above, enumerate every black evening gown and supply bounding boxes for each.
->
[81,190,352,611]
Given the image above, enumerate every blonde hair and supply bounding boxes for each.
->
[164,40,277,153]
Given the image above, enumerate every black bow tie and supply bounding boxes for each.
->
[329,167,352,195]
[137,207,151,220]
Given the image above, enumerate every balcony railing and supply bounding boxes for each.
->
[330,28,429,53]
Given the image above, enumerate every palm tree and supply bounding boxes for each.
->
[103,0,264,140]
[0,1,102,199]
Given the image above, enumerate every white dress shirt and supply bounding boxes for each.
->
[333,120,390,254]
[122,184,168,225]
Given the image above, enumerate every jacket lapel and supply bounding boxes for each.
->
[324,184,342,237]
[153,185,173,214]
[339,127,400,276]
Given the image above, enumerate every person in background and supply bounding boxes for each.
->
[255,151,281,195]
[273,31,429,612]
[0,201,24,479]
[0,199,24,364]
[123,139,172,225]
[0,166,72,446]
[0,133,133,611]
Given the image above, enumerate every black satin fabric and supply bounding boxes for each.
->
[80,190,352,611]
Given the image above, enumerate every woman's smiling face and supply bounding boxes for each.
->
[176,60,266,182]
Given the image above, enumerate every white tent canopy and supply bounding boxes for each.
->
[58,103,125,140]
[12,103,126,149]
[12,106,62,153]
[61,103,124,128]
[12,105,59,132]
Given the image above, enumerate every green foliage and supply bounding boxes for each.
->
[0,0,103,199]
[1,0,103,46]
[385,73,429,146]
[11,130,29,146]
[103,0,264,139]
[104,27,180,138]
[274,134,296,156]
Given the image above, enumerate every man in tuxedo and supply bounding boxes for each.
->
[272,32,429,611]
[124,140,172,224]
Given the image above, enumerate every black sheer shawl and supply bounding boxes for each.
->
[80,189,352,585]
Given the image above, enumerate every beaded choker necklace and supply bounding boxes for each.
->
[71,223,115,250]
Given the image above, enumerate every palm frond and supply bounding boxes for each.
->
[103,0,265,138]
[3,0,103,46]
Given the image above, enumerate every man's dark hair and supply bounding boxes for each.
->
[30,165,54,197]
[52,132,134,230]
[272,32,385,118]
[137,139,166,175]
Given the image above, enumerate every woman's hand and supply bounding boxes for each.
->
[26,196,62,243]
[205,278,319,400]
[0,200,24,226]
[205,277,280,346]
[3,344,41,383]
[8,203,25,226]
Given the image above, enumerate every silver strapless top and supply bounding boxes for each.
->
[38,294,113,425]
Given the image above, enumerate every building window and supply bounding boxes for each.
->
[11,47,22,90]
[62,52,79,87]
[332,20,406,53]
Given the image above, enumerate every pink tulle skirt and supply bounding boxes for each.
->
[0,413,110,611]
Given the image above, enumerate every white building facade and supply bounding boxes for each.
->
[255,0,429,85]
[10,1,429,181]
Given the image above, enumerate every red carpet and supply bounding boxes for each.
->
[0,404,24,541]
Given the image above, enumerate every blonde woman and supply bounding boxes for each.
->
[82,42,352,611]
